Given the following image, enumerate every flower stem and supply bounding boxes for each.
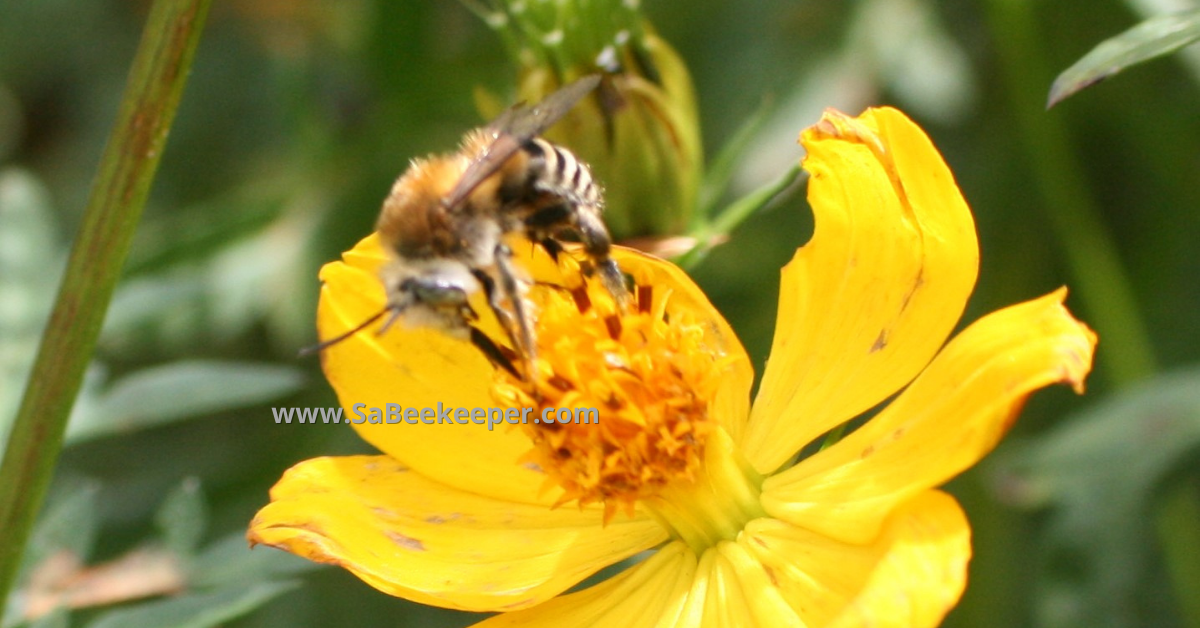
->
[677,162,803,270]
[0,0,211,616]
[985,0,1157,386]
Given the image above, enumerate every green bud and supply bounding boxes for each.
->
[470,0,702,243]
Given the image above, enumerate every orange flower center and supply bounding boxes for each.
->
[491,281,725,523]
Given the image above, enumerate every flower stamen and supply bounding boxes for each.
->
[492,279,725,523]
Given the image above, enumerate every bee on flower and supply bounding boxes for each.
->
[249,107,1096,627]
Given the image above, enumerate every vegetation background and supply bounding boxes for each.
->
[2,1,1199,627]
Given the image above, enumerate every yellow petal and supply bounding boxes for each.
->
[470,542,697,627]
[762,289,1096,543]
[743,107,980,473]
[247,455,667,612]
[740,490,970,628]
[710,543,805,627]
[667,542,805,628]
[318,234,547,505]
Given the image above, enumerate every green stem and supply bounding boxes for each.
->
[677,162,803,270]
[986,0,1157,385]
[0,0,210,616]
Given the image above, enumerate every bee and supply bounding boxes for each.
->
[307,75,627,377]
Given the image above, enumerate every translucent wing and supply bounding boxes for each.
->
[441,74,601,212]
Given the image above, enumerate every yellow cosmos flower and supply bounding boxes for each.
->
[248,107,1096,627]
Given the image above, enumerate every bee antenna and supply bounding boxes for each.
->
[298,308,389,357]
[377,308,405,336]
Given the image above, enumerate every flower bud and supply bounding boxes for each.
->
[476,0,702,242]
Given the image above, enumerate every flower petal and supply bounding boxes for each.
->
[743,107,980,473]
[707,543,805,627]
[762,289,1096,543]
[740,490,970,628]
[469,542,697,627]
[318,234,547,505]
[248,455,667,612]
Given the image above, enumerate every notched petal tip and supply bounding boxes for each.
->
[746,105,979,473]
[245,516,350,567]
[1043,286,1098,395]
[802,107,887,157]
[1027,287,1098,393]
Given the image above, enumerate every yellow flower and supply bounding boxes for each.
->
[248,107,1096,627]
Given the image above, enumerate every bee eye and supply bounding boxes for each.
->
[400,277,468,306]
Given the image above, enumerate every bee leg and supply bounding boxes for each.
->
[470,269,522,356]
[539,236,564,263]
[492,243,538,377]
[574,209,629,311]
[523,205,568,263]
[525,203,623,302]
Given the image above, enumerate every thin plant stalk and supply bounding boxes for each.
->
[0,0,212,617]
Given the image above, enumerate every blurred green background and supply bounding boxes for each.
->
[3,1,1200,627]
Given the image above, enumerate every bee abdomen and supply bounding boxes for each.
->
[525,138,602,208]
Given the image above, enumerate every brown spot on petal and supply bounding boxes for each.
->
[899,268,925,314]
[870,329,889,353]
[372,507,399,521]
[386,531,425,551]
[762,564,780,587]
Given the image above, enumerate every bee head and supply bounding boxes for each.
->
[378,257,480,336]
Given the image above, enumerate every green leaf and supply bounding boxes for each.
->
[0,170,63,446]
[5,482,98,628]
[188,533,322,589]
[154,478,207,560]
[23,481,101,570]
[83,581,297,628]
[994,366,1200,628]
[1048,9,1200,107]
[66,361,304,443]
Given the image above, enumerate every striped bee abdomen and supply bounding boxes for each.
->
[524,137,603,209]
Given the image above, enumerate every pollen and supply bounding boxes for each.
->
[491,280,725,523]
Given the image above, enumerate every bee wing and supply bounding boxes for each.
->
[442,74,601,212]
